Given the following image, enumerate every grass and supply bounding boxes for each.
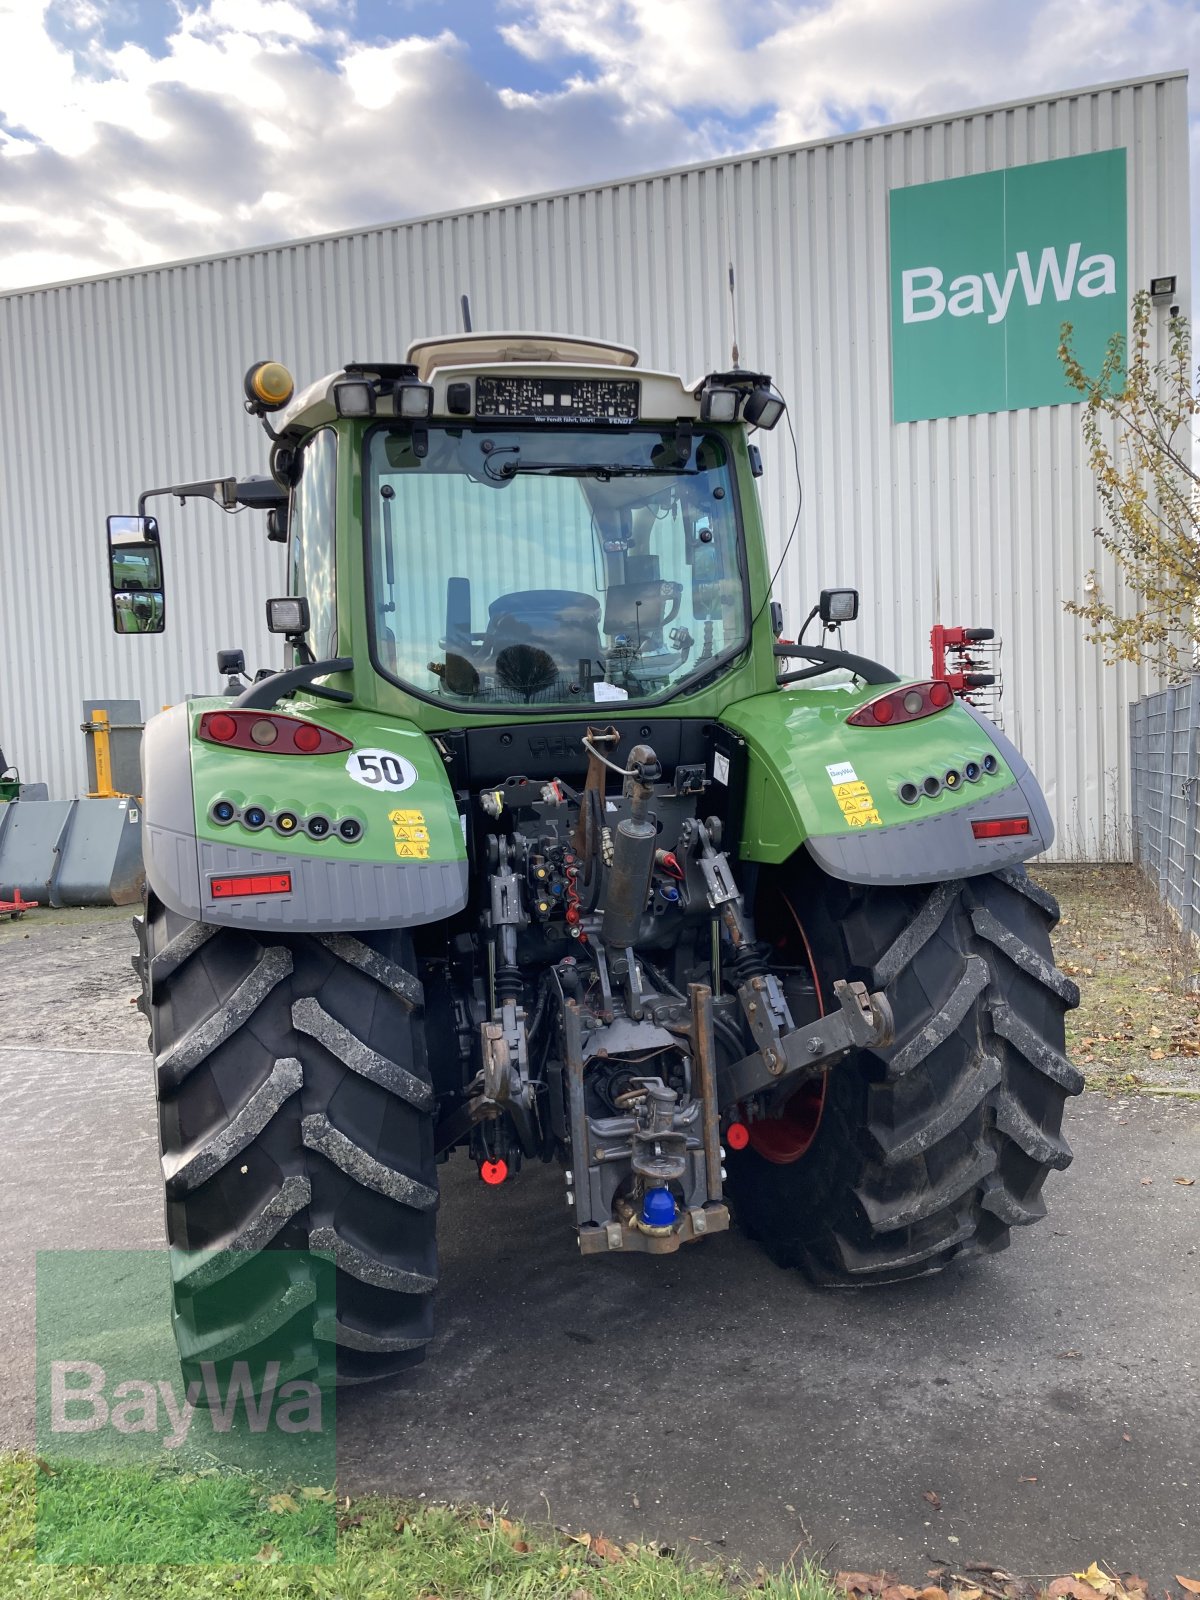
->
[1032,864,1200,1091]
[0,1452,839,1600]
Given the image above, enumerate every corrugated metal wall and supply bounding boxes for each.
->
[0,71,1189,855]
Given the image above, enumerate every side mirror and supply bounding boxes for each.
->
[107,515,165,635]
[819,587,859,625]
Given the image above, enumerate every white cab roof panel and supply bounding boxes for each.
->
[407,332,638,381]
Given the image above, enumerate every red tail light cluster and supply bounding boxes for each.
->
[198,711,352,754]
[847,679,954,728]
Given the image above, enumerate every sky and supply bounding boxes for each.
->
[0,0,1197,293]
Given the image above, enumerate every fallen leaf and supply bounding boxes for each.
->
[1174,1177,1195,1187]
[1140,1178,1153,1186]
[568,1590,594,1600]
[882,1585,920,1600]
[1149,1025,1162,1038]
[953,1588,983,1600]
[1122,1432,1132,1442]
[923,1490,942,1509]
[1056,1349,1083,1359]
[267,1493,299,1514]
[1046,1581,1092,1600]
[34,1458,57,1477]
[1019,1475,1038,1483]
[592,1536,624,1564]
[256,1544,281,1564]
[1176,1581,1200,1597]
[1149,1050,1166,1061]
[300,1486,335,1502]
[837,1573,885,1595]
[337,1513,364,1532]
[1075,1563,1113,1592]
[512,1539,531,1554]
[918,1589,948,1600]
[565,1531,592,1548]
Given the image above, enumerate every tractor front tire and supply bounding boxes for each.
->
[134,896,439,1386]
[727,863,1082,1283]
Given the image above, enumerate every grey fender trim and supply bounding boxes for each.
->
[142,704,203,918]
[804,753,1054,888]
[141,704,469,931]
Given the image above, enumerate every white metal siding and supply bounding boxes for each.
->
[0,71,1189,856]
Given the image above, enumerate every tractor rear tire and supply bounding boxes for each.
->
[133,895,438,1387]
[726,862,1081,1283]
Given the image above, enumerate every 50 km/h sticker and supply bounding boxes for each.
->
[347,749,418,792]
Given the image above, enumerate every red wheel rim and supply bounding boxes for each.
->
[746,1075,827,1164]
[745,889,828,1165]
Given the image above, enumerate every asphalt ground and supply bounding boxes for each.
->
[1,909,1198,1583]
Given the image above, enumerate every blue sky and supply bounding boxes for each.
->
[0,0,1196,291]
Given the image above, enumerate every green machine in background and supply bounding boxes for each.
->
[106,332,1080,1391]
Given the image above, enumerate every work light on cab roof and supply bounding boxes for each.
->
[103,319,1079,1395]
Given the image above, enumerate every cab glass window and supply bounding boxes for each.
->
[289,428,338,659]
[365,426,746,708]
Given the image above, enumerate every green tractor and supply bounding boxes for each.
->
[109,332,1080,1387]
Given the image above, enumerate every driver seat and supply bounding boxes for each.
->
[481,589,603,671]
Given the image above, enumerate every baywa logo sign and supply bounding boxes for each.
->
[890,149,1127,423]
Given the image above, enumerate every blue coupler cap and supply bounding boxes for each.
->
[641,1187,677,1227]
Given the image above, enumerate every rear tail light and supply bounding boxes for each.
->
[847,679,954,728]
[198,711,351,754]
[971,817,1031,840]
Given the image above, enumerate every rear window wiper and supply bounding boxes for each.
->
[487,458,696,482]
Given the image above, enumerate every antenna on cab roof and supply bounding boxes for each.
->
[728,262,741,368]
[460,294,473,333]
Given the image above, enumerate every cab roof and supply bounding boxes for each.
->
[274,330,701,434]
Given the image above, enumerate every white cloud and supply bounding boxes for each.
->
[0,0,1194,291]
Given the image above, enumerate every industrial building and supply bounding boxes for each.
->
[0,68,1189,854]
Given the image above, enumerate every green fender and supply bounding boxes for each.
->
[720,684,1054,885]
[141,698,467,930]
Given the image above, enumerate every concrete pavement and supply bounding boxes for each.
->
[1,912,1197,1582]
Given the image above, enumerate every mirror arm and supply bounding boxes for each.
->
[136,475,286,519]
[138,478,237,517]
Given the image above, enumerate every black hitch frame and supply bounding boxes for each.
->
[717,978,894,1109]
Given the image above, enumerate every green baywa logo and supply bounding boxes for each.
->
[901,242,1117,326]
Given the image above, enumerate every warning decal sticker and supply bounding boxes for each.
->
[389,808,431,859]
[831,778,882,828]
